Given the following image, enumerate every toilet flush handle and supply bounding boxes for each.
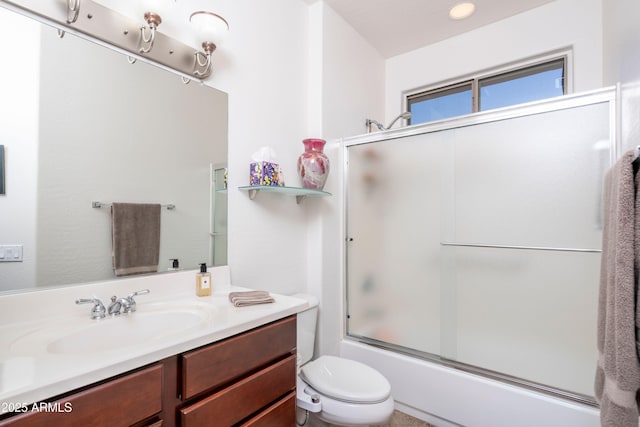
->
[297,392,321,413]
[296,378,322,413]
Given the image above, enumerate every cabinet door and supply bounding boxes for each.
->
[181,315,296,399]
[0,365,162,427]
[180,355,295,426]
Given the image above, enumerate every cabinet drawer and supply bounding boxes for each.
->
[238,391,296,427]
[180,354,296,427]
[181,315,296,400]
[0,364,162,427]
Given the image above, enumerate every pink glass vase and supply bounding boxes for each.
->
[297,138,330,190]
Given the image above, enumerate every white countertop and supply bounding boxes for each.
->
[0,267,307,411]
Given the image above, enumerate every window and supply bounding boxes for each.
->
[407,82,473,124]
[407,57,567,125]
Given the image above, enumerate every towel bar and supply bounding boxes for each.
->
[92,201,175,210]
[440,242,601,253]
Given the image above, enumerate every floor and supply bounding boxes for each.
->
[387,410,435,427]
[302,409,436,427]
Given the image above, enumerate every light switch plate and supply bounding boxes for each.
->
[0,245,23,262]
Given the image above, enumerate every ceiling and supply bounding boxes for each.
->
[321,0,555,58]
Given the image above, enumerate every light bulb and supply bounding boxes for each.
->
[190,11,229,51]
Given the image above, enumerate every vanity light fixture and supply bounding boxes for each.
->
[5,0,229,82]
[190,11,229,78]
[449,2,476,20]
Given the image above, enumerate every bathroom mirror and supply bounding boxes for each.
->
[0,8,228,292]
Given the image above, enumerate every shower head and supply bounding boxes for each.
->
[365,118,386,132]
[385,112,412,129]
[365,112,412,133]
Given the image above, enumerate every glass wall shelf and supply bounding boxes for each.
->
[239,185,331,204]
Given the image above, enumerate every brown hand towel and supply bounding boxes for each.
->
[111,202,161,276]
[228,291,275,307]
[595,149,640,425]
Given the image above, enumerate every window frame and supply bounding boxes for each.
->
[404,52,571,126]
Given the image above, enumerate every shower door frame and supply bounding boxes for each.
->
[342,86,618,406]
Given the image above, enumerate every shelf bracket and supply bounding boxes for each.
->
[248,189,258,200]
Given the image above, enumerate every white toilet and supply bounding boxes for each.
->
[294,294,395,426]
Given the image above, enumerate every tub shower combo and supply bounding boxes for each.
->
[344,88,616,405]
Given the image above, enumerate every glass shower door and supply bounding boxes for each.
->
[441,102,609,397]
[346,132,445,356]
[345,93,614,400]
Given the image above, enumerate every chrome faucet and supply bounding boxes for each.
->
[107,289,150,316]
[77,289,150,318]
[124,289,150,313]
[76,298,106,319]
[108,296,127,316]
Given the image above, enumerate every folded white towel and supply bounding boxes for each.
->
[228,290,275,307]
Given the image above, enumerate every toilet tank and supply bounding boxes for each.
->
[292,293,319,366]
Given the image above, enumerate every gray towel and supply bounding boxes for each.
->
[228,291,274,307]
[595,149,640,425]
[111,202,161,276]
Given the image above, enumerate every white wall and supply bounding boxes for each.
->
[0,10,40,291]
[317,3,386,141]
[385,0,603,122]
[202,0,313,296]
[310,2,385,357]
[603,0,640,152]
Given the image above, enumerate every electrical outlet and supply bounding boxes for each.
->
[0,245,23,262]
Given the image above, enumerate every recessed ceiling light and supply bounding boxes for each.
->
[449,2,476,20]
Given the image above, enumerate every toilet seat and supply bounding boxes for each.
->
[300,355,391,403]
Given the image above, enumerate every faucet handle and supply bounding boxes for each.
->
[76,298,106,320]
[125,289,150,313]
[108,295,123,316]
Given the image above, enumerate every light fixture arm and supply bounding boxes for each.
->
[139,12,162,54]
[66,0,80,24]
[193,42,216,77]
[193,51,212,77]
[195,51,211,68]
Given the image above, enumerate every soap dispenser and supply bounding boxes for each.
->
[196,263,212,297]
[169,258,180,271]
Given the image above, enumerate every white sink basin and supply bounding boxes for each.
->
[10,302,214,356]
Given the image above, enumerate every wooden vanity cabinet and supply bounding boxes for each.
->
[178,315,297,426]
[0,315,297,427]
[0,364,163,427]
